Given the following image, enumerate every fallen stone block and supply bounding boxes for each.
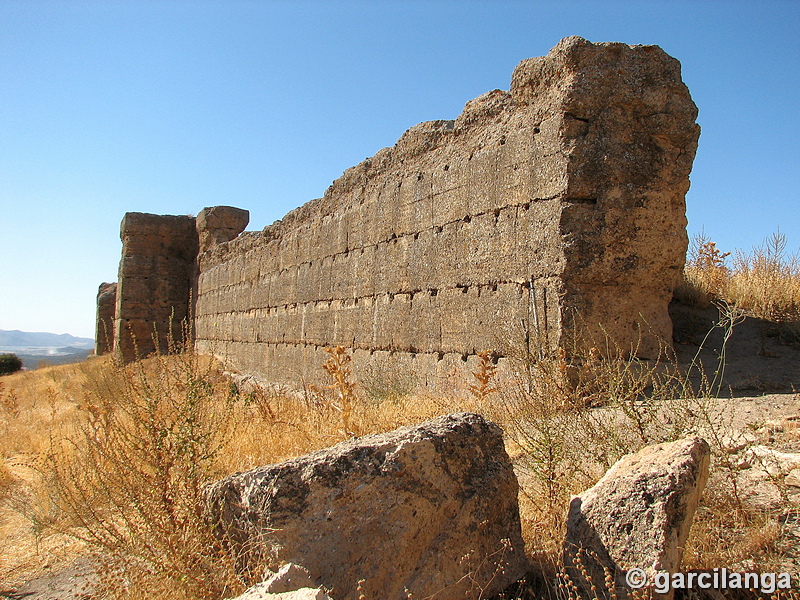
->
[743,445,800,476]
[564,436,710,599]
[226,563,329,600]
[262,564,317,594]
[205,412,527,600]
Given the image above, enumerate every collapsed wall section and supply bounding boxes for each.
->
[115,213,198,361]
[192,37,699,388]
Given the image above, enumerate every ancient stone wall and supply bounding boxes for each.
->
[114,213,198,361]
[191,37,699,389]
[95,282,117,355]
[101,37,699,389]
[196,205,249,253]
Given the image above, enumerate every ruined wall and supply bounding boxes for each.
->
[114,213,198,361]
[95,282,117,355]
[196,205,249,253]
[190,37,700,389]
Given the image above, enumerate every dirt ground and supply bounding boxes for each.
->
[0,556,93,600]
[670,301,800,396]
[2,301,800,599]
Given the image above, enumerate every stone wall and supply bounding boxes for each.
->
[95,282,117,355]
[114,213,198,361]
[191,37,699,388]
[100,37,700,389]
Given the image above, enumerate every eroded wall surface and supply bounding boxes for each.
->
[95,282,117,355]
[190,36,699,388]
[115,213,198,361]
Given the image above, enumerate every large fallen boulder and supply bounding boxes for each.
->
[205,412,527,600]
[564,437,711,599]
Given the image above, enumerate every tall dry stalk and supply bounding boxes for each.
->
[468,351,498,402]
[322,346,359,438]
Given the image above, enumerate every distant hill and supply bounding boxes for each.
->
[0,329,94,349]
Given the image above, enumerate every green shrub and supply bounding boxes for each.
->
[0,353,22,376]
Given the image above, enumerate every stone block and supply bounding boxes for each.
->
[564,437,710,600]
[205,413,527,600]
[197,206,249,253]
[95,282,117,355]
[407,290,441,353]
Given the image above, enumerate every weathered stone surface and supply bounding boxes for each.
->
[743,445,800,475]
[205,413,527,600]
[735,445,800,510]
[114,212,198,362]
[188,36,698,388]
[787,468,800,488]
[262,564,316,594]
[228,587,331,600]
[101,37,699,383]
[95,282,117,355]
[197,205,250,253]
[227,564,330,600]
[564,437,710,599]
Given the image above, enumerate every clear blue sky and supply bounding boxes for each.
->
[1,0,798,339]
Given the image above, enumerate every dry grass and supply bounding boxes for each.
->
[45,351,251,600]
[216,371,489,478]
[0,363,96,588]
[683,477,784,570]
[0,350,493,598]
[677,231,800,322]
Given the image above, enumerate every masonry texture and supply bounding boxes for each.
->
[114,213,198,360]
[95,282,117,355]
[101,37,700,388]
[204,413,527,600]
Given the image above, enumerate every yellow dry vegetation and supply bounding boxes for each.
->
[677,231,800,322]
[0,353,494,598]
[1,350,794,599]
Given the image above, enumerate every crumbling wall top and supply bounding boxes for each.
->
[201,37,695,266]
[196,205,249,252]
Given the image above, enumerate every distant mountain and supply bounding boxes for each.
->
[0,329,94,349]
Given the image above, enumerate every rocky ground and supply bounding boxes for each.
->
[671,302,800,578]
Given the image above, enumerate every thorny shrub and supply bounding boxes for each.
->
[322,346,359,438]
[495,303,800,598]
